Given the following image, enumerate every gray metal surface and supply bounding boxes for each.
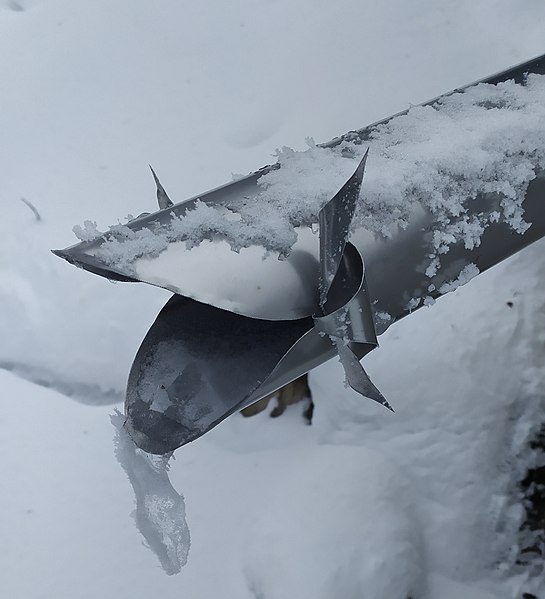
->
[53,54,545,453]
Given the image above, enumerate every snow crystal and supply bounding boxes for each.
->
[72,220,101,242]
[423,296,436,307]
[406,297,422,311]
[375,311,392,322]
[439,263,480,294]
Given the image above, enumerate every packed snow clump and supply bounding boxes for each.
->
[76,75,545,274]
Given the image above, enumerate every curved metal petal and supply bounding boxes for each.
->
[124,294,313,454]
[313,243,376,345]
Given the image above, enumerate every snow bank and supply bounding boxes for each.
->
[243,445,426,599]
[0,204,167,401]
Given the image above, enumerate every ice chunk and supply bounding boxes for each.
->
[111,411,190,575]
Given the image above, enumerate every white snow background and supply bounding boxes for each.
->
[1,1,545,598]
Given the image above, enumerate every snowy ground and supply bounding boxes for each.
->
[2,1,545,598]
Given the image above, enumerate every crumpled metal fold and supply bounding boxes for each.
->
[314,150,391,410]
[122,151,390,454]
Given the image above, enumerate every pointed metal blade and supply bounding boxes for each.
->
[336,343,393,411]
[149,165,174,210]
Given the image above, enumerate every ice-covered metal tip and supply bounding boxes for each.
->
[149,165,174,210]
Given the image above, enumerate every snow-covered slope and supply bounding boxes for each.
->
[2,1,545,598]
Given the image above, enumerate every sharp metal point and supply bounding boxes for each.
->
[149,165,174,210]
